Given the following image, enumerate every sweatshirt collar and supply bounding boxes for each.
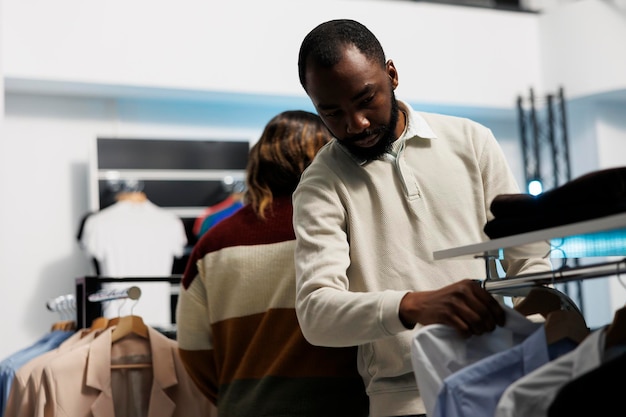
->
[398,100,437,142]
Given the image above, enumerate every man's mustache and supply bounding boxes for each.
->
[345,127,386,144]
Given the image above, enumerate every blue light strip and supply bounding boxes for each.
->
[549,228,626,258]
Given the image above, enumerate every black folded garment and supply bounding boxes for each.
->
[490,166,626,218]
[489,193,540,218]
[484,201,626,238]
[485,166,626,238]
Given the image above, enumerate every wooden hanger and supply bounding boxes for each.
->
[604,305,626,350]
[106,316,120,328]
[110,314,149,343]
[109,315,151,369]
[115,191,148,203]
[50,320,77,332]
[100,285,142,334]
[85,316,109,334]
[544,309,590,345]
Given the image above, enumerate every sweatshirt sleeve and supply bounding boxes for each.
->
[293,159,409,348]
[176,275,218,404]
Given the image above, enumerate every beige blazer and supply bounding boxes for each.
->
[6,329,102,417]
[36,325,214,417]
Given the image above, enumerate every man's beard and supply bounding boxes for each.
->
[340,92,400,162]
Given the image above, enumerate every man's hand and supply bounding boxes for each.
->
[399,279,506,338]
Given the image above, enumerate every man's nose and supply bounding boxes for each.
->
[346,113,370,135]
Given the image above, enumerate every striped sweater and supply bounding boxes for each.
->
[176,195,369,417]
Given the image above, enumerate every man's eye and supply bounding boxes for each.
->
[363,95,374,105]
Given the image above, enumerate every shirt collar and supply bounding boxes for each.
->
[398,99,438,142]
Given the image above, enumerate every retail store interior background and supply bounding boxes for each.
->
[1,0,625,359]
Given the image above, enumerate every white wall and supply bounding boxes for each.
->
[1,95,103,349]
[539,0,626,99]
[0,0,6,351]
[595,102,626,169]
[0,0,14,361]
[3,0,541,109]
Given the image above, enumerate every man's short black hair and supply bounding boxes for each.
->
[298,19,387,90]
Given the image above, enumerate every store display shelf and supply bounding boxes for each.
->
[433,212,626,260]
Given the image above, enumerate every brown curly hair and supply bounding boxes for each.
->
[245,110,332,219]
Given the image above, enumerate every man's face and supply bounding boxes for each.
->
[304,45,402,162]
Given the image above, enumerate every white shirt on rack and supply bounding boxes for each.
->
[80,199,187,327]
[81,199,187,277]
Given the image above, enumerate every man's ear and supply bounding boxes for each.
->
[386,59,399,89]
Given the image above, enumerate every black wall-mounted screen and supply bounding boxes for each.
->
[97,138,249,170]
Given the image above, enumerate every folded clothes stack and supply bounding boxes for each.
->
[484,166,626,238]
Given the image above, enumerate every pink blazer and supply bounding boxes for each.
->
[36,326,215,417]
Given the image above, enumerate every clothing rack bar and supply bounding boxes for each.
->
[88,286,142,303]
[483,257,626,294]
[75,276,182,329]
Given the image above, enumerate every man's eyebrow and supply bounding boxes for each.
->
[316,84,374,111]
[316,102,337,111]
[353,84,374,101]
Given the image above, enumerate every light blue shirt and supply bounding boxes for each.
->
[411,306,542,416]
[433,325,577,417]
[0,330,73,416]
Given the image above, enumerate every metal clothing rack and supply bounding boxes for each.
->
[481,258,626,294]
[75,275,182,329]
[434,212,626,315]
[476,258,626,316]
[87,285,142,303]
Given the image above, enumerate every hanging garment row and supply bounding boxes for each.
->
[0,295,79,417]
[416,166,626,417]
[412,299,625,417]
[412,257,626,416]
[2,287,216,417]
